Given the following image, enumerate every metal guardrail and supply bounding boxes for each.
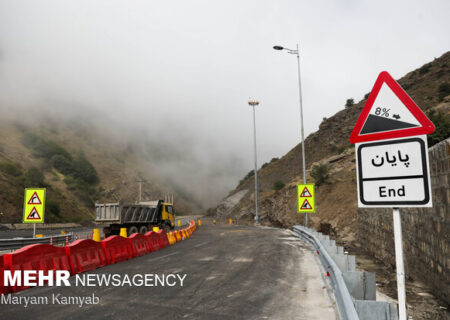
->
[0,233,74,251]
[293,225,360,320]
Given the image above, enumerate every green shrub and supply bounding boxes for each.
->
[239,169,254,185]
[310,164,330,186]
[51,154,73,175]
[437,82,450,101]
[23,167,45,187]
[330,145,345,154]
[345,98,354,108]
[419,64,430,74]
[0,162,23,177]
[273,180,285,191]
[426,110,450,147]
[46,199,61,218]
[72,153,98,184]
[22,133,72,161]
[22,134,99,185]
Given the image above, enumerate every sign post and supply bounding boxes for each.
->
[350,71,435,320]
[23,188,46,238]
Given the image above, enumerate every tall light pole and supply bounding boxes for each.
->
[248,99,260,224]
[273,44,308,227]
[137,179,145,202]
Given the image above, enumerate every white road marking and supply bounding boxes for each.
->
[233,257,252,262]
[194,241,209,247]
[147,251,179,262]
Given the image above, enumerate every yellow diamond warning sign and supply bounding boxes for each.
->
[298,184,315,213]
[23,188,46,223]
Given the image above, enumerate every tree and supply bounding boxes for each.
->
[24,167,45,187]
[51,154,73,175]
[72,153,99,184]
[437,82,450,101]
[426,110,450,147]
[345,98,354,108]
[310,164,330,186]
[273,180,285,191]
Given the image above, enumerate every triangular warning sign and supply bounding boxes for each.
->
[350,71,435,143]
[26,207,41,220]
[27,192,42,205]
[300,187,312,197]
[301,199,312,210]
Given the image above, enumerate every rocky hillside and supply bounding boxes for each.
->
[0,111,197,223]
[211,51,450,241]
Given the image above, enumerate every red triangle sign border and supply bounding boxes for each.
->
[300,187,312,197]
[26,207,41,220]
[27,191,42,205]
[349,71,435,143]
[301,199,312,210]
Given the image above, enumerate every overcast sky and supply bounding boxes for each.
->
[0,0,449,206]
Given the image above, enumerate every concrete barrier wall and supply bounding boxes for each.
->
[357,138,450,304]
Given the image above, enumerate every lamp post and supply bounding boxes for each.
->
[248,99,260,224]
[273,44,309,227]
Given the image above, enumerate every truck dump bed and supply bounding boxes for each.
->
[95,201,162,224]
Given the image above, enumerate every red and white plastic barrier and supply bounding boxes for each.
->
[0,220,198,295]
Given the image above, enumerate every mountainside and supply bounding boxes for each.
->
[211,51,450,241]
[0,111,197,223]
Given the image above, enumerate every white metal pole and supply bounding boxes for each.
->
[295,43,308,227]
[393,208,407,320]
[252,104,259,224]
[33,223,36,238]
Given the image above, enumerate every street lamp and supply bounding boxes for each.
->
[248,99,260,224]
[273,44,309,227]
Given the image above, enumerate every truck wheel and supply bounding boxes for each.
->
[128,226,138,235]
[139,226,148,234]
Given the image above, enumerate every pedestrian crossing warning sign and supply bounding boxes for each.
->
[23,188,46,223]
[298,184,315,213]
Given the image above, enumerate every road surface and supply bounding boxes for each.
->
[1,222,337,319]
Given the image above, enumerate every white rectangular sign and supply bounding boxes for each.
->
[356,135,432,207]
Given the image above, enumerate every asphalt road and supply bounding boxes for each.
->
[1,222,337,320]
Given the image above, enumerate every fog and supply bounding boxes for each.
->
[0,0,449,208]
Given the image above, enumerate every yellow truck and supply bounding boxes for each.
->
[95,200,175,237]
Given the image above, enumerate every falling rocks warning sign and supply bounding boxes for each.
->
[297,184,315,213]
[23,188,46,223]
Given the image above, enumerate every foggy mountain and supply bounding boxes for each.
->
[211,51,450,235]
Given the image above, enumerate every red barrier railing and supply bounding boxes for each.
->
[2,244,71,292]
[0,255,9,295]
[145,231,161,251]
[0,220,198,295]
[156,230,169,249]
[129,233,151,257]
[102,236,132,264]
[66,239,107,274]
